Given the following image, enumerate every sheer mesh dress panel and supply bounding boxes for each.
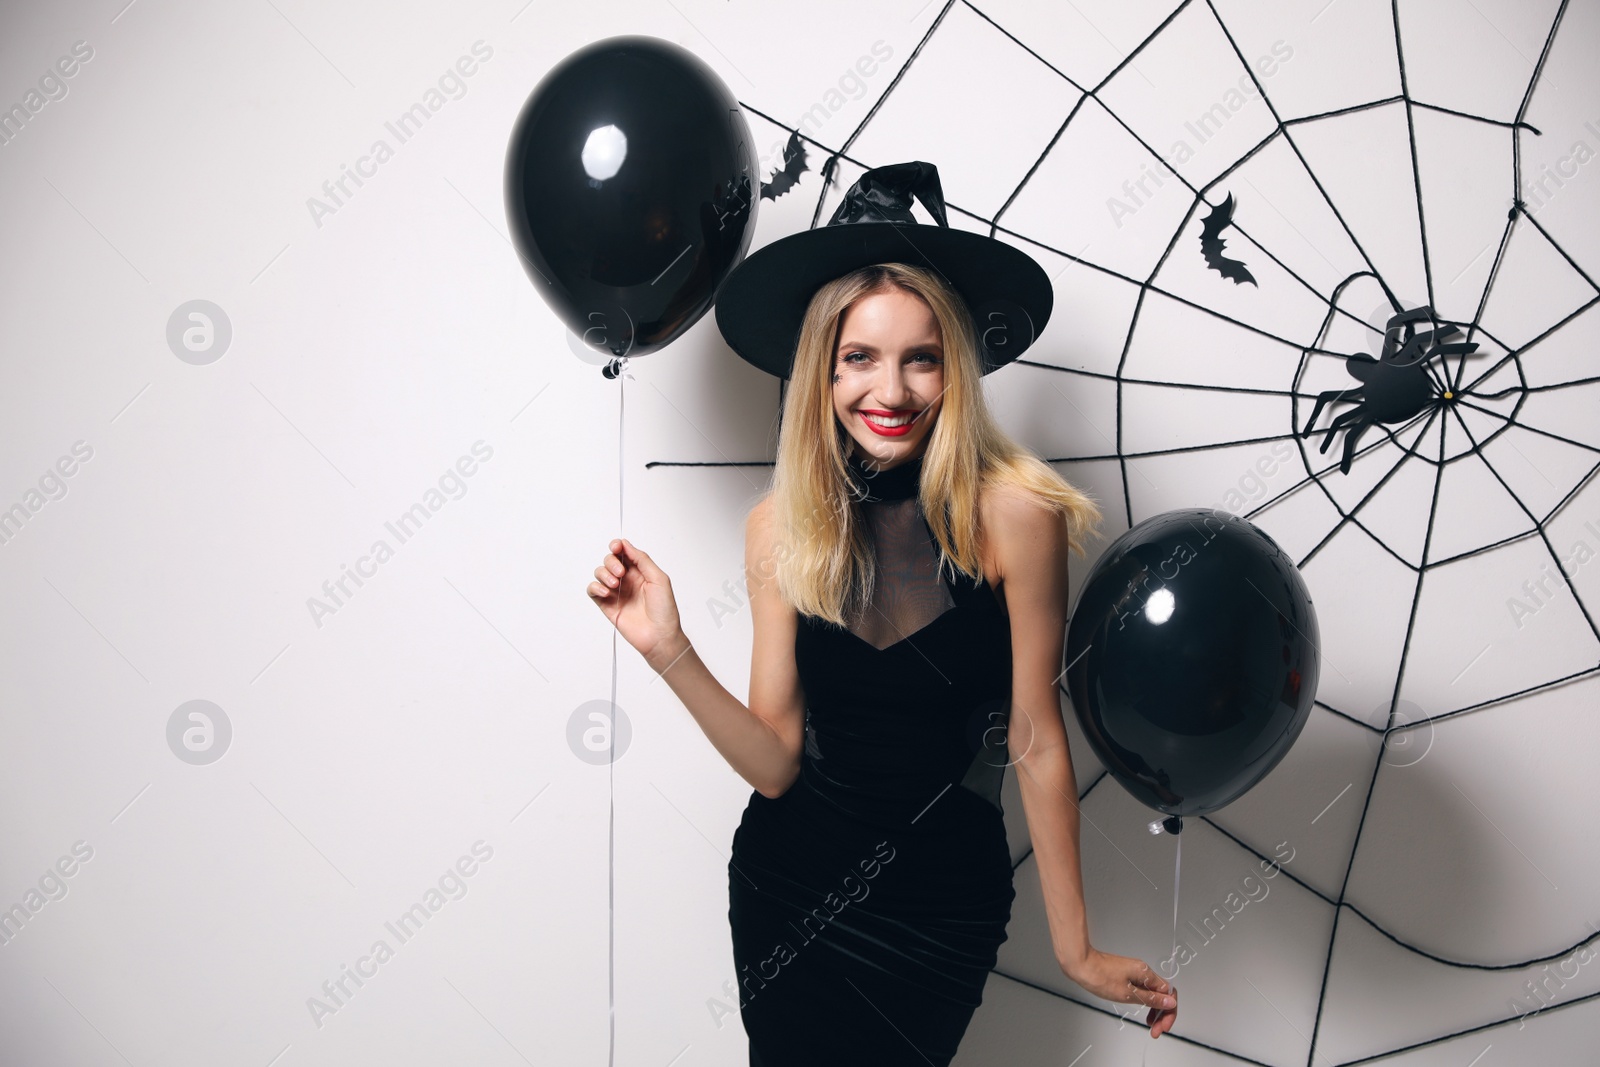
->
[829,455,1010,811]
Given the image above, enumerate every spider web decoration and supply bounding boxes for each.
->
[652,0,1600,1060]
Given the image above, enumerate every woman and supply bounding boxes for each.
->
[588,164,1177,1063]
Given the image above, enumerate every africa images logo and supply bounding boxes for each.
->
[306,41,493,228]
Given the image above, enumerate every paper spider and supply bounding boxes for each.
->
[1299,306,1480,474]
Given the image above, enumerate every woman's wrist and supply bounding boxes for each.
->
[1056,941,1093,980]
[646,629,693,676]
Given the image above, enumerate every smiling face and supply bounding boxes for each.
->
[831,287,946,471]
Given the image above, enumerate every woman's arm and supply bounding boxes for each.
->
[985,485,1178,1039]
[588,496,804,799]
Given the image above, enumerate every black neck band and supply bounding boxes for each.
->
[848,451,924,502]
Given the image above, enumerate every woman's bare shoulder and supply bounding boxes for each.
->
[745,492,781,563]
[979,481,1066,560]
[979,480,1058,527]
[744,492,794,616]
[746,490,775,534]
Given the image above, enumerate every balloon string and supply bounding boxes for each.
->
[607,355,628,1067]
[1170,828,1181,1000]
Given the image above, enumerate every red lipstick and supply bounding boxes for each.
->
[858,409,922,437]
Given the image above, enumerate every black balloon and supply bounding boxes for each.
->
[1064,509,1320,818]
[504,36,757,359]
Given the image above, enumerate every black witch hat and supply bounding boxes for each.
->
[713,161,1053,379]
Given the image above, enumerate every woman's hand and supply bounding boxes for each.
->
[587,538,688,672]
[1063,947,1177,1038]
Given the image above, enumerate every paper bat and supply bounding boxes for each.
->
[1199,193,1257,286]
[760,131,809,201]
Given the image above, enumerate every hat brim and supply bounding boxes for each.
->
[713,221,1052,379]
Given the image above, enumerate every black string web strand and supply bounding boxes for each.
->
[646,0,1600,1060]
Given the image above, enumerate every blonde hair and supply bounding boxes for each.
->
[762,262,1102,626]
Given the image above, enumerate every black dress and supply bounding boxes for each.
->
[728,450,1016,1066]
